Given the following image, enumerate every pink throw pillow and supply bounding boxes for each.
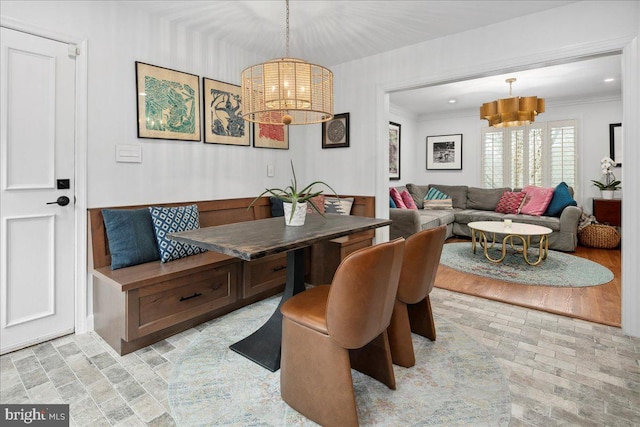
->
[520,186,554,216]
[390,188,407,209]
[401,190,418,210]
[495,191,527,214]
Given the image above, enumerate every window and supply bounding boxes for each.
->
[481,120,577,189]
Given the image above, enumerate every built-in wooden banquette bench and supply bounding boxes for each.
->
[88,195,375,355]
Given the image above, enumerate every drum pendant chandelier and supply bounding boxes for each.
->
[480,78,545,128]
[241,0,333,125]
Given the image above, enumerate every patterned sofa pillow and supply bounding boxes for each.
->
[495,191,527,214]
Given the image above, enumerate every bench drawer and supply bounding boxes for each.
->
[127,263,239,339]
[242,253,287,298]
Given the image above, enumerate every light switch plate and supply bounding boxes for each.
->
[267,164,275,177]
[116,144,142,163]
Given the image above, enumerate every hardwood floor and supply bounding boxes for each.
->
[434,238,621,327]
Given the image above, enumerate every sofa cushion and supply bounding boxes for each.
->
[389,187,407,209]
[520,186,554,216]
[503,213,561,231]
[428,184,468,209]
[467,187,510,211]
[401,190,418,210]
[405,183,429,208]
[102,208,160,270]
[149,204,207,263]
[455,209,506,224]
[544,182,577,217]
[495,191,527,214]
[389,196,397,208]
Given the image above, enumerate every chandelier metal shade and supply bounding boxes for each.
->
[480,78,545,128]
[241,0,333,125]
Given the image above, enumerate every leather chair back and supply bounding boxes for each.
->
[326,238,405,349]
[397,225,447,304]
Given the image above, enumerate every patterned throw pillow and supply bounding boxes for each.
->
[389,187,407,209]
[401,190,418,210]
[324,197,354,215]
[495,191,527,214]
[423,187,453,210]
[520,186,554,216]
[149,205,206,263]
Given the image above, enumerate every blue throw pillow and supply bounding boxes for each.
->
[102,209,160,270]
[149,205,206,263]
[270,197,284,217]
[544,182,577,217]
[389,196,397,208]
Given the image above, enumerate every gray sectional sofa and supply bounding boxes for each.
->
[390,184,582,252]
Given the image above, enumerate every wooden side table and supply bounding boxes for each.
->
[592,198,622,227]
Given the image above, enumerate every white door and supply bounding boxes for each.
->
[0,27,76,354]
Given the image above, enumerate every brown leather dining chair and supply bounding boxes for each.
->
[280,238,405,427]
[387,225,447,368]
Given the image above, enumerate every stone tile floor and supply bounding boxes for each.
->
[1,288,639,426]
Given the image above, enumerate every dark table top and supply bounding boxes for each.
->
[168,214,392,261]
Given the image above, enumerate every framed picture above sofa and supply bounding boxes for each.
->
[426,134,462,170]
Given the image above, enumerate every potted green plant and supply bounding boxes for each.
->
[591,157,621,199]
[249,160,338,226]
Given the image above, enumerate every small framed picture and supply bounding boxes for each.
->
[389,122,401,180]
[609,123,622,166]
[203,77,249,146]
[322,113,349,148]
[135,61,201,141]
[253,123,289,149]
[426,134,463,170]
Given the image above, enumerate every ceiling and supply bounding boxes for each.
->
[125,0,621,116]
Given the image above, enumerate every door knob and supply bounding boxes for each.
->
[46,196,70,206]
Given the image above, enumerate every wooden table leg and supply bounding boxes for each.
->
[229,248,306,372]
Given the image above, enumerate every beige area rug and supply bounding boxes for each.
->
[168,294,510,426]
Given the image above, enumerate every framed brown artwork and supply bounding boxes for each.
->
[322,113,350,148]
[202,77,249,146]
[135,61,200,141]
[389,122,401,180]
[253,123,289,149]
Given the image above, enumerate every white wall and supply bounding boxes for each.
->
[2,1,638,335]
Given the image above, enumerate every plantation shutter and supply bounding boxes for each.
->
[481,119,577,190]
[481,129,504,188]
[548,120,577,187]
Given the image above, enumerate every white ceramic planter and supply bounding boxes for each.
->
[601,190,614,200]
[283,202,307,226]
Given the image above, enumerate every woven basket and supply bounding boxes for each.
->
[578,224,621,249]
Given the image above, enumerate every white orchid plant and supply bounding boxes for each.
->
[591,157,621,190]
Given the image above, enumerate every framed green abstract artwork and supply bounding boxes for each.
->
[136,62,201,141]
[203,78,249,146]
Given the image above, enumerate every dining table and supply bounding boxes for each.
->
[168,213,392,372]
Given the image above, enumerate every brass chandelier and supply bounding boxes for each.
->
[241,0,333,125]
[480,78,545,127]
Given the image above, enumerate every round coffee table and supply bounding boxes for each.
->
[468,221,553,266]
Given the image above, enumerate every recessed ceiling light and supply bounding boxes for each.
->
[448,99,457,104]
[604,78,615,82]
